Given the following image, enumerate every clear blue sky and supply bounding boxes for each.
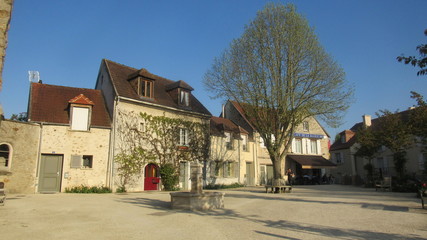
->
[1,0,426,140]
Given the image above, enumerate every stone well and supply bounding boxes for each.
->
[170,162,225,211]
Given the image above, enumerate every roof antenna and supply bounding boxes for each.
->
[28,71,40,83]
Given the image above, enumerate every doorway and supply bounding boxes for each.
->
[144,163,160,190]
[38,154,63,193]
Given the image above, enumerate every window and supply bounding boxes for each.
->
[71,106,90,131]
[303,121,309,131]
[139,122,145,132]
[139,79,153,98]
[0,144,10,167]
[71,155,93,169]
[179,90,190,106]
[210,161,222,177]
[335,152,342,164]
[224,161,235,177]
[242,134,248,151]
[294,138,302,153]
[260,137,266,148]
[179,128,189,146]
[225,132,233,149]
[310,139,318,154]
[82,155,93,168]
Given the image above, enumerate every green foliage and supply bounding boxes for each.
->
[116,186,127,193]
[204,3,353,181]
[115,147,154,191]
[65,185,112,193]
[159,163,179,191]
[10,112,27,122]
[204,182,244,190]
[397,29,427,76]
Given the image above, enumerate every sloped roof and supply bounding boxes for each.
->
[228,100,256,130]
[68,94,95,105]
[29,83,110,127]
[210,116,249,136]
[330,130,357,151]
[103,59,210,116]
[287,155,336,169]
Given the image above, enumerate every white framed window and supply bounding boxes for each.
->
[310,139,318,154]
[139,121,145,132]
[294,138,302,153]
[179,128,189,146]
[303,121,309,132]
[224,161,235,177]
[260,136,266,148]
[242,134,248,151]
[71,106,90,131]
[0,143,11,168]
[225,132,232,149]
[179,90,190,106]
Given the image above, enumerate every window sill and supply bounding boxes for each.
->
[0,169,12,175]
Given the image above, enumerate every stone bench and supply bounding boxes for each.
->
[265,185,292,193]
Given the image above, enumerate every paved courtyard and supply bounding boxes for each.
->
[1,184,426,240]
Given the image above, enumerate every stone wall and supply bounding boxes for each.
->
[40,125,110,192]
[0,0,13,90]
[0,120,40,194]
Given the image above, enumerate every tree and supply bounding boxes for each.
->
[10,112,27,122]
[355,125,381,185]
[397,29,427,76]
[204,3,353,183]
[115,110,210,191]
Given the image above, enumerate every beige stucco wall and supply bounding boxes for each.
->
[39,125,110,192]
[113,100,210,191]
[0,120,40,194]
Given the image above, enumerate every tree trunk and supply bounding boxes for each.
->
[272,153,285,185]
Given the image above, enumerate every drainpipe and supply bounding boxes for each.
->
[107,96,119,190]
[35,122,43,193]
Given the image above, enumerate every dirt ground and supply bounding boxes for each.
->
[1,184,426,240]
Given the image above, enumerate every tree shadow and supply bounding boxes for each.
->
[118,195,426,240]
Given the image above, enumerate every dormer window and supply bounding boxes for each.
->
[68,94,94,131]
[179,90,190,106]
[139,78,153,98]
[71,106,91,131]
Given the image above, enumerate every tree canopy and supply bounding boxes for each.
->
[204,3,353,181]
[397,29,427,76]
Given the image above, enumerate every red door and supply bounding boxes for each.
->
[144,163,160,190]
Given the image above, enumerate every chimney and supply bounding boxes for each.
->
[362,115,371,127]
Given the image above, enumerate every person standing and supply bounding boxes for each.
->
[286,168,294,185]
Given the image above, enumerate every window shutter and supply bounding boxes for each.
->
[302,138,306,154]
[291,138,295,153]
[71,155,82,168]
[317,140,321,155]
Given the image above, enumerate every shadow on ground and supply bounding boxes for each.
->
[117,189,426,240]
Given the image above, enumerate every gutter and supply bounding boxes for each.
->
[118,96,212,119]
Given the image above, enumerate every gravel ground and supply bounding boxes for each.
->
[1,184,426,240]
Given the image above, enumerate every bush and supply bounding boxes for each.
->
[65,185,112,193]
[160,163,179,191]
[204,182,244,190]
[116,186,127,193]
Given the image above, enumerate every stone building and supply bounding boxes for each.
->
[95,59,211,191]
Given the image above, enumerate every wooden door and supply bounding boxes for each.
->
[144,163,160,190]
[38,154,63,193]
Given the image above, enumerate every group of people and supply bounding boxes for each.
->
[285,168,335,185]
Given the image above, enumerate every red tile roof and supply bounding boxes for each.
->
[29,83,110,127]
[68,94,95,105]
[103,59,211,116]
[210,116,249,136]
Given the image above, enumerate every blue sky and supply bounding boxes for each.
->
[1,0,426,140]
